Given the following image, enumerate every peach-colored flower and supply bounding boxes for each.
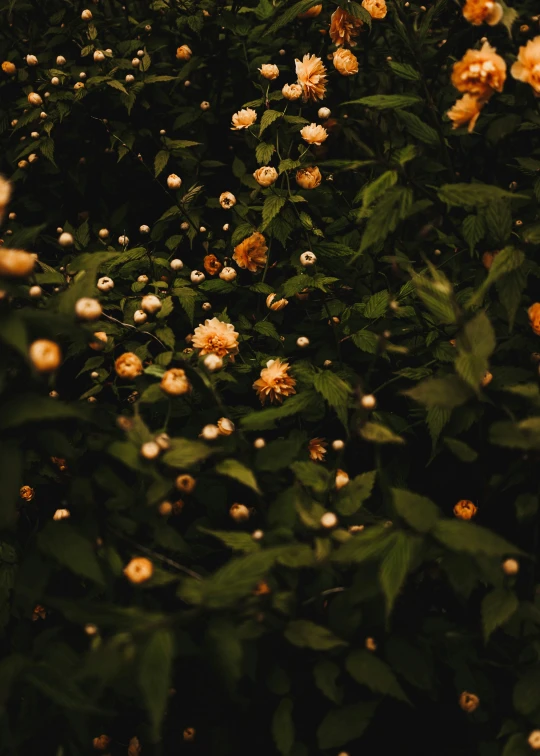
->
[253,166,278,187]
[329,8,363,47]
[296,166,322,189]
[231,107,257,130]
[161,368,191,396]
[1,61,16,75]
[333,48,359,76]
[451,41,506,99]
[528,303,540,336]
[192,317,239,358]
[453,499,478,520]
[447,94,484,132]
[20,485,35,501]
[298,4,322,18]
[259,63,279,80]
[529,731,540,750]
[300,123,328,145]
[115,352,143,379]
[0,175,11,222]
[481,371,493,387]
[511,37,540,96]
[295,54,328,102]
[362,0,387,19]
[308,437,327,461]
[29,339,62,373]
[233,232,268,272]
[203,254,223,275]
[282,83,303,100]
[253,359,296,405]
[0,248,36,277]
[124,557,153,584]
[266,293,288,311]
[462,0,503,26]
[176,45,192,60]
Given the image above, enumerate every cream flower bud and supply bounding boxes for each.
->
[26,55,38,66]
[81,9,93,20]
[74,81,85,90]
[502,558,519,575]
[28,92,43,106]
[161,368,191,396]
[118,235,129,246]
[300,123,328,145]
[219,191,236,209]
[230,503,250,522]
[529,731,540,750]
[335,469,349,490]
[75,297,102,320]
[170,258,184,271]
[200,101,210,110]
[137,274,149,284]
[141,441,161,460]
[98,228,109,239]
[155,433,171,451]
[282,83,303,100]
[56,56,66,66]
[254,166,278,187]
[53,508,70,520]
[0,248,36,277]
[90,331,108,351]
[361,394,377,409]
[300,251,317,266]
[97,276,114,292]
[266,293,288,311]
[180,221,190,231]
[217,417,235,435]
[321,512,338,529]
[58,231,74,247]
[318,107,331,119]
[296,336,309,348]
[252,529,264,540]
[167,174,182,190]
[201,424,219,440]
[204,354,223,371]
[125,74,135,82]
[176,474,196,493]
[141,294,162,314]
[202,302,212,311]
[132,58,140,67]
[259,63,279,80]
[139,224,150,234]
[219,266,237,282]
[254,438,265,449]
[29,339,62,373]
[133,310,147,325]
[191,270,205,284]
[94,50,105,62]
[29,285,42,298]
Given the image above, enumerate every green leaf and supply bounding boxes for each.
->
[284,620,347,651]
[346,649,409,702]
[413,271,457,324]
[215,459,261,493]
[336,470,376,516]
[205,617,243,689]
[332,526,392,564]
[496,266,527,330]
[392,488,440,533]
[264,0,324,34]
[272,698,295,756]
[396,110,439,146]
[462,214,486,251]
[262,195,286,229]
[403,375,473,409]
[0,396,89,430]
[490,418,540,450]
[388,61,420,81]
[313,371,351,429]
[360,422,404,444]
[313,660,342,704]
[438,183,525,209]
[240,391,318,431]
[316,702,377,749]
[481,588,518,641]
[199,528,260,554]
[255,142,275,164]
[352,330,379,354]
[154,149,170,177]
[433,520,523,557]
[363,290,389,319]
[139,629,174,741]
[259,109,282,136]
[444,437,478,462]
[199,549,281,608]
[513,667,540,716]
[162,438,214,467]
[379,532,416,615]
[359,171,398,209]
[38,523,104,585]
[455,311,496,390]
[343,95,422,109]
[107,78,128,95]
[290,461,330,494]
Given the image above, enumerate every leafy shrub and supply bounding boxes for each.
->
[1,0,540,754]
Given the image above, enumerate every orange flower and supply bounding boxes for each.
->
[253,580,271,595]
[453,499,478,520]
[32,604,46,621]
[298,4,322,18]
[192,317,239,358]
[233,232,268,272]
[528,303,540,335]
[481,371,493,387]
[295,54,328,102]
[459,691,480,713]
[451,42,506,99]
[333,48,359,76]
[329,8,363,46]
[203,254,223,275]
[0,248,36,277]
[447,94,484,132]
[124,557,153,584]
[1,61,16,75]
[176,45,192,60]
[253,359,296,405]
[362,0,387,19]
[93,735,111,751]
[296,166,322,189]
[511,37,540,96]
[462,0,503,26]
[20,485,34,501]
[308,437,327,461]
[115,352,143,379]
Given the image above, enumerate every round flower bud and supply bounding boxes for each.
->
[259,63,280,80]
[115,352,143,379]
[167,174,182,190]
[170,258,184,271]
[176,45,192,60]
[50,76,59,85]
[90,331,108,351]
[321,512,338,529]
[200,226,206,233]
[0,248,36,277]
[49,390,59,399]
[93,50,105,62]
[56,56,66,66]
[202,302,212,312]
[18,160,28,169]
[365,637,377,652]
[502,558,519,575]
[131,309,147,325]
[161,368,191,396]
[91,371,99,379]
[26,55,38,66]
[137,274,149,284]
[2,61,16,75]
[81,9,93,20]
[201,424,219,440]
[85,623,98,636]
[29,285,42,298]
[190,270,205,284]
[180,221,189,231]
[98,228,109,239]
[28,153,38,163]
[28,92,43,106]
[118,235,129,246]
[529,731,540,750]
[200,101,210,110]
[158,501,173,516]
[75,297,102,321]
[97,276,114,292]
[74,81,85,90]
[300,251,317,266]
[176,474,196,493]
[132,58,140,68]
[58,232,74,247]
[219,266,237,282]
[254,166,278,187]
[318,107,331,119]
[219,191,236,210]
[217,417,235,436]
[124,556,153,584]
[29,339,61,373]
[139,224,150,234]
[296,336,309,348]
[223,223,230,231]
[204,353,223,371]
[30,131,39,139]
[266,293,288,311]
[254,438,265,449]
[229,503,250,522]
[361,394,377,409]
[459,691,479,713]
[335,469,349,490]
[141,294,162,314]
[53,508,70,521]
[453,499,477,520]
[141,441,161,460]
[125,74,135,83]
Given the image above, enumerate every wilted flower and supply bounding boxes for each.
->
[115,352,143,379]
[259,63,279,80]
[253,166,278,187]
[447,94,484,132]
[329,8,363,47]
[528,303,540,335]
[233,232,268,272]
[459,692,480,713]
[124,557,153,584]
[253,359,296,405]
[333,48,359,76]
[295,54,328,102]
[462,0,503,26]
[32,604,46,621]
[29,339,62,373]
[300,123,329,145]
[92,735,111,751]
[203,254,223,275]
[231,107,257,130]
[451,42,506,99]
[192,317,239,358]
[219,191,236,209]
[20,485,34,501]
[0,248,36,277]
[161,368,191,396]
[266,293,288,311]
[453,499,478,520]
[298,4,322,18]
[176,44,192,60]
[511,37,540,96]
[282,83,303,100]
[308,437,327,461]
[296,166,322,189]
[362,0,387,19]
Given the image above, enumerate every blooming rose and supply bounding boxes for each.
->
[362,0,387,19]
[451,41,506,99]
[259,63,279,80]
[192,317,239,358]
[511,37,540,96]
[253,359,296,405]
[176,44,192,60]
[528,303,540,335]
[295,54,328,102]
[333,48,359,76]
[254,166,278,187]
[296,166,322,189]
[300,123,328,145]
[329,8,363,46]
[282,83,303,100]
[161,368,191,396]
[233,232,268,272]
[0,248,36,277]
[462,0,503,26]
[447,94,484,132]
[231,107,257,130]
[115,352,143,379]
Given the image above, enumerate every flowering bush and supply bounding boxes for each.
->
[2,0,540,753]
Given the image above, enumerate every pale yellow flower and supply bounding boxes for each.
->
[253,166,278,187]
[308,437,327,461]
[462,0,503,26]
[295,54,328,102]
[231,107,257,130]
[192,317,239,358]
[511,37,540,95]
[300,123,328,145]
[296,166,322,189]
[447,94,484,132]
[451,41,506,99]
[333,48,359,76]
[282,83,303,100]
[233,232,268,272]
[253,359,296,405]
[259,63,279,80]
[329,8,363,46]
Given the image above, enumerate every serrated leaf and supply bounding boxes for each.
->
[313,371,351,429]
[455,311,496,390]
[264,0,323,34]
[360,422,404,444]
[392,488,440,533]
[403,375,473,409]
[162,438,214,467]
[316,702,377,749]
[388,61,421,81]
[290,460,330,494]
[481,588,518,641]
[462,214,486,251]
[139,630,174,741]
[285,620,347,651]
[444,437,478,462]
[352,330,379,354]
[215,459,260,493]
[434,520,524,557]
[396,110,438,146]
[336,471,376,516]
[344,95,422,109]
[107,79,128,94]
[346,649,409,702]
[255,142,275,164]
[154,149,170,177]
[200,528,260,554]
[313,660,342,704]
[259,109,283,136]
[363,290,389,319]
[38,523,104,585]
[438,183,525,209]
[262,195,286,229]
[379,532,415,615]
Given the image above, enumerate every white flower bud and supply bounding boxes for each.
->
[202,302,212,312]
[139,224,150,234]
[28,92,43,106]
[98,228,109,239]
[51,76,60,85]
[296,336,309,348]
[58,232,74,247]
[97,276,114,292]
[300,251,316,266]
[321,512,338,529]
[332,439,345,451]
[94,50,105,62]
[190,270,205,284]
[137,274,149,284]
[141,441,161,460]
[335,469,349,490]
[26,55,38,66]
[56,56,66,66]
[219,266,236,282]
[132,57,140,67]
[361,394,377,409]
[254,438,265,449]
[201,424,219,440]
[118,235,129,246]
[219,191,236,210]
[180,221,189,231]
[200,101,210,110]
[170,259,184,271]
[29,285,42,298]
[167,174,182,190]
[81,9,93,20]
[75,297,102,321]
[53,508,70,520]
[229,503,250,522]
[133,309,147,325]
[204,354,223,371]
[223,223,229,231]
[318,107,331,119]
[141,294,162,314]
[91,371,99,379]
[125,74,135,83]
[502,558,519,575]
[217,417,235,436]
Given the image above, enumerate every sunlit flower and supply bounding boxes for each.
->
[253,359,296,405]
[511,37,540,96]
[329,8,363,47]
[528,302,540,335]
[462,0,503,26]
[453,499,478,520]
[204,254,223,275]
[253,166,278,187]
[296,166,322,189]
[295,54,328,102]
[124,557,153,584]
[451,41,506,99]
[362,0,387,18]
[231,107,257,130]
[333,48,359,76]
[459,691,480,712]
[282,83,303,100]
[300,123,328,145]
[192,317,239,358]
[233,232,268,272]
[308,437,327,461]
[161,368,191,396]
[298,4,322,18]
[447,94,484,132]
[259,63,279,80]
